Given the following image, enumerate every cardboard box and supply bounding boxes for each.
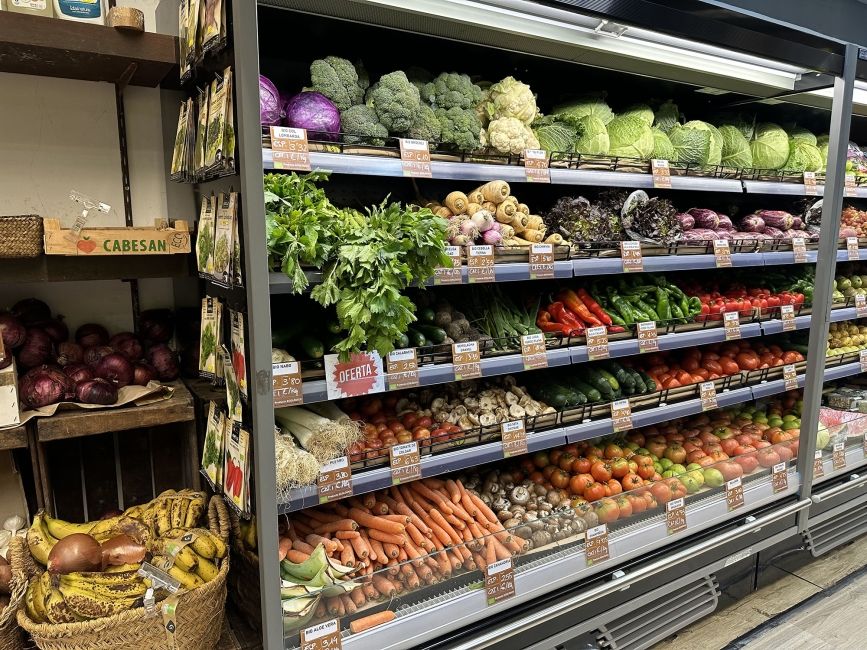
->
[0,361,20,428]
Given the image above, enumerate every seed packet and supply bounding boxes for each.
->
[201,401,225,490]
[231,209,243,287]
[193,86,209,176]
[201,0,224,54]
[186,0,201,67]
[204,73,228,170]
[178,1,190,83]
[221,344,242,422]
[170,99,192,179]
[223,421,250,515]
[199,296,222,379]
[230,310,247,403]
[195,193,216,276]
[212,192,235,285]
[222,67,235,174]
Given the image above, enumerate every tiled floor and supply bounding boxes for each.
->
[653,534,867,650]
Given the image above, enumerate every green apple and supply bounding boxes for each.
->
[686,470,705,487]
[659,458,674,470]
[670,464,687,475]
[662,470,677,478]
[703,468,725,488]
[686,463,703,472]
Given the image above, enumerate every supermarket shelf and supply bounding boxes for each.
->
[759,314,812,335]
[742,180,824,196]
[822,361,864,383]
[0,425,27,451]
[813,442,867,487]
[837,249,866,262]
[830,307,858,322]
[762,250,819,265]
[572,252,764,276]
[0,255,191,283]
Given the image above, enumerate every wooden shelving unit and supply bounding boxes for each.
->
[0,424,27,451]
[0,255,191,283]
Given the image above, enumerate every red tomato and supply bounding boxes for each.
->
[591,461,612,483]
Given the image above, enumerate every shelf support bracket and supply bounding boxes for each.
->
[114,62,140,327]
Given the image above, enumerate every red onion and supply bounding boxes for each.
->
[0,313,26,350]
[84,345,114,366]
[147,344,179,381]
[64,363,94,384]
[56,342,84,366]
[35,318,69,344]
[75,323,109,348]
[75,378,118,405]
[139,309,174,343]
[18,328,53,368]
[19,365,73,408]
[133,362,158,386]
[109,333,143,362]
[94,353,134,387]
[12,298,51,326]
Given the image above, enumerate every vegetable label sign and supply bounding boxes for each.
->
[501,419,528,458]
[523,149,550,183]
[783,364,798,391]
[270,126,311,172]
[665,497,686,535]
[847,236,860,261]
[586,326,609,361]
[301,618,342,650]
[272,362,303,407]
[814,450,825,479]
[780,304,796,331]
[723,311,741,341]
[856,294,867,318]
[620,241,643,273]
[803,171,818,196]
[713,240,732,268]
[398,138,432,178]
[860,349,867,373]
[318,456,353,504]
[434,246,463,285]
[452,341,482,381]
[528,243,554,279]
[651,159,671,189]
[585,524,610,566]
[845,173,857,198]
[390,441,421,484]
[725,477,744,511]
[637,321,659,353]
[467,245,495,283]
[832,442,846,471]
[324,352,384,399]
[520,333,548,371]
[772,463,788,493]
[699,381,718,411]
[792,238,808,264]
[611,399,632,433]
[386,348,420,391]
[485,558,516,605]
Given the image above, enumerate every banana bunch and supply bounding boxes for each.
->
[26,567,147,624]
[238,516,257,552]
[126,490,207,538]
[148,527,227,591]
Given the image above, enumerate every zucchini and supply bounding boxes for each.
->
[326,321,342,335]
[584,368,614,399]
[395,332,410,349]
[536,385,569,410]
[419,307,437,324]
[413,324,447,345]
[636,369,658,392]
[563,386,586,406]
[595,368,621,392]
[406,328,427,348]
[299,336,324,360]
[570,380,601,403]
[601,361,634,391]
[625,367,647,394]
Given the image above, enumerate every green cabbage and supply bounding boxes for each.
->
[574,116,609,155]
[653,100,679,134]
[607,115,653,160]
[682,121,722,166]
[786,125,817,145]
[817,134,830,170]
[667,123,711,165]
[719,124,753,168]
[750,122,789,170]
[620,104,654,126]
[651,127,675,161]
[533,121,577,154]
[552,94,615,125]
[784,139,824,172]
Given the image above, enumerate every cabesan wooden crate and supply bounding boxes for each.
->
[43,218,191,255]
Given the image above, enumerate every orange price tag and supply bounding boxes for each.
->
[501,420,528,458]
[772,463,788,493]
[386,348,419,391]
[524,149,550,183]
[520,333,548,371]
[803,171,818,196]
[270,126,311,171]
[434,245,462,285]
[637,320,659,353]
[272,362,303,407]
[621,240,643,273]
[452,341,481,381]
[318,457,352,504]
[300,619,342,650]
[390,441,421,485]
[611,399,633,433]
[467,245,495,284]
[528,243,554,279]
[726,477,744,510]
[586,326,609,361]
[700,381,718,411]
[666,497,686,534]
[714,239,732,268]
[398,138,432,178]
[792,237,807,263]
[585,524,610,566]
[651,159,671,189]
[780,304,796,331]
[485,558,516,605]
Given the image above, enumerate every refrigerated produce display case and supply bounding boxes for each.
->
[175,1,867,647]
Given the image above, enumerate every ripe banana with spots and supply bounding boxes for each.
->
[27,512,58,566]
[167,565,205,590]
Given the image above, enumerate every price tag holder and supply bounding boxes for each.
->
[792,237,808,263]
[270,126,311,171]
[637,320,659,353]
[803,171,818,196]
[398,138,432,178]
[300,619,342,650]
[501,420,528,458]
[651,159,672,189]
[621,240,644,273]
[700,381,718,411]
[666,497,687,534]
[845,173,857,197]
[586,326,610,361]
[452,341,482,381]
[520,333,548,371]
[318,456,352,504]
[783,364,798,391]
[832,442,846,470]
[814,450,825,479]
[847,236,860,261]
[485,558,516,605]
[780,304,797,331]
[434,245,463,285]
[585,524,610,566]
[726,477,744,511]
[861,349,867,373]
[714,239,732,268]
[724,311,741,341]
[772,463,788,493]
[611,399,633,433]
[390,441,421,485]
[856,294,867,318]
[272,362,303,407]
[524,149,550,183]
[467,245,495,283]
[528,243,554,279]
[386,348,420,391]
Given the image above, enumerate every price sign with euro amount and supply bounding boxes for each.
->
[520,333,548,371]
[452,341,481,381]
[501,420,528,458]
[270,126,311,171]
[792,238,807,263]
[803,172,818,196]
[434,246,462,285]
[666,498,686,534]
[318,457,352,504]
[814,450,825,478]
[390,441,421,484]
[726,477,744,511]
[399,138,432,178]
[524,149,550,183]
[528,243,554,279]
[832,442,846,470]
[272,362,303,407]
[700,382,718,411]
[714,239,732,268]
[467,245,495,283]
[301,619,342,650]
[621,240,643,273]
[772,463,788,493]
[586,326,609,361]
[386,348,419,391]
[585,524,610,565]
[651,159,671,189]
[637,321,659,353]
[611,399,633,433]
[485,558,516,605]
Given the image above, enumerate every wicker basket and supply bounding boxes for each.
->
[0,216,43,259]
[15,496,231,650]
[0,535,29,650]
[226,510,260,626]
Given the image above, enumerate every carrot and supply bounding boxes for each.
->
[427,521,453,548]
[358,531,376,562]
[469,493,498,525]
[392,485,410,504]
[278,537,292,561]
[381,514,412,525]
[372,573,396,597]
[292,520,314,536]
[485,537,497,566]
[349,508,405,535]
[331,503,351,518]
[340,544,356,567]
[350,535,369,559]
[473,551,487,573]
[457,483,478,518]
[305,534,338,554]
[335,530,360,540]
[397,546,408,562]
[315,601,327,618]
[491,535,512,561]
[367,529,406,546]
[349,585,367,609]
[285,549,311,564]
[368,536,387,563]
[424,477,446,490]
[403,540,424,566]
[449,502,474,524]
[405,523,427,548]
[393,502,430,535]
[429,510,462,545]
[350,610,397,635]
[382,543,400,559]
[448,550,462,571]
[445,480,461,504]
[410,482,453,515]
[362,581,378,600]
[371,501,389,515]
[341,593,358,616]
[362,493,377,510]
[313,519,359,534]
[304,509,343,524]
[455,542,472,563]
[445,514,466,530]
[292,539,315,555]
[402,565,420,590]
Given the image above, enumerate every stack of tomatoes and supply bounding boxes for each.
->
[685,284,806,320]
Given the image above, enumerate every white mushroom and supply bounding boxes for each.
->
[505,392,519,405]
[458,416,474,430]
[463,396,480,410]
[518,394,534,407]
[509,404,526,418]
[525,405,538,417]
[453,405,468,417]
[431,397,446,411]
[480,413,497,427]
[468,413,481,426]
[503,375,517,387]
[479,395,496,411]
[434,411,450,423]
[509,386,525,398]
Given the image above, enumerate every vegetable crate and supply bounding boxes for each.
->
[43,219,191,256]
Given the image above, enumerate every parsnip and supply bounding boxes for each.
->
[444,192,469,214]
[479,180,510,204]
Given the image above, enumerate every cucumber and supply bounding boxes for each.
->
[413,324,447,345]
[636,370,657,392]
[625,368,647,394]
[299,336,324,360]
[595,368,621,392]
[562,386,586,406]
[570,380,601,403]
[326,321,342,335]
[406,328,427,348]
[536,385,569,410]
[584,368,614,399]
[602,361,634,391]
[419,307,437,324]
[395,332,410,349]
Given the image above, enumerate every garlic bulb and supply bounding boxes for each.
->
[0,529,11,556]
[3,515,25,533]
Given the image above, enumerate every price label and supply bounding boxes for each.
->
[792,237,808,263]
[780,304,796,331]
[318,456,352,504]
[666,497,686,534]
[832,442,846,470]
[434,246,463,285]
[803,171,818,196]
[856,294,867,318]
[637,321,659,353]
[700,381,718,411]
[724,311,741,341]
[611,399,633,433]
[585,524,610,566]
[386,348,419,391]
[847,236,860,261]
[586,326,610,361]
[651,159,672,189]
[528,243,554,279]
[485,558,516,605]
[501,420,528,458]
[860,349,867,373]
[390,441,421,485]
[621,240,644,273]
[270,126,311,171]
[467,245,495,284]
[325,352,385,399]
[398,138,432,178]
[272,361,303,407]
[845,173,857,197]
[520,333,548,371]
[726,477,744,511]
[783,364,798,391]
[772,463,788,493]
[452,341,481,381]
[524,149,550,183]
[301,619,342,650]
[714,239,732,268]
[813,450,825,478]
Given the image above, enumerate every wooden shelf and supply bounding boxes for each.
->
[0,12,177,87]
[37,382,194,442]
[0,255,191,283]
[0,424,27,450]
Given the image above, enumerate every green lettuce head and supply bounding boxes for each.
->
[719,124,753,168]
[651,128,675,161]
[574,116,609,155]
[653,100,680,134]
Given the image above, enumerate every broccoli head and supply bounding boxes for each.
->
[405,104,442,144]
[435,107,482,152]
[309,56,365,112]
[365,71,421,134]
[340,105,388,146]
[421,72,484,110]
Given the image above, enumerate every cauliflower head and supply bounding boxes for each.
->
[485,76,538,125]
[421,72,484,110]
[340,105,389,146]
[482,117,540,155]
[309,56,366,112]
[365,71,421,133]
[435,107,482,152]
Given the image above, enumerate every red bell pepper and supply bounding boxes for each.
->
[556,289,603,327]
[547,302,585,335]
[576,287,614,326]
[537,309,574,336]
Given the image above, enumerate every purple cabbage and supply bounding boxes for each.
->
[716,214,734,231]
[259,75,283,127]
[687,208,719,230]
[283,92,340,142]
[675,213,695,231]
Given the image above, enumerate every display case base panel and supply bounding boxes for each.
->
[805,491,867,557]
